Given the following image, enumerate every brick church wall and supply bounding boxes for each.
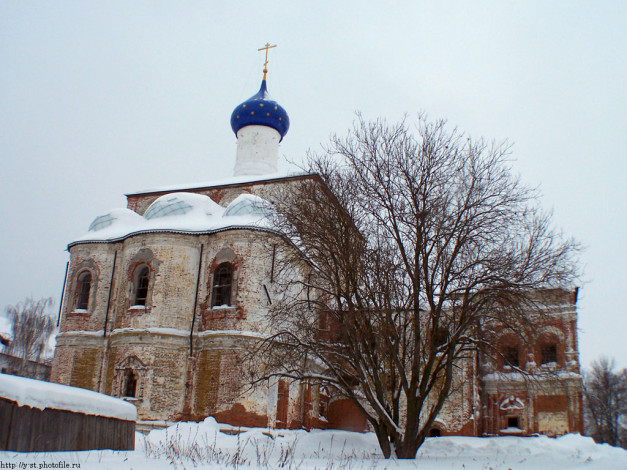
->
[52,219,282,425]
[51,175,582,436]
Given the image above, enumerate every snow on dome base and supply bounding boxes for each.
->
[0,373,137,421]
[144,192,224,220]
[223,194,271,217]
[144,198,192,219]
[72,191,275,244]
[88,208,142,232]
[88,213,115,232]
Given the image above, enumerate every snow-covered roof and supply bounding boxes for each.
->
[0,374,137,420]
[125,172,307,196]
[223,193,271,217]
[73,192,274,244]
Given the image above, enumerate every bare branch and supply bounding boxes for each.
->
[250,114,580,458]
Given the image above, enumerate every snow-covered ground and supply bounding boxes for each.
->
[2,417,626,469]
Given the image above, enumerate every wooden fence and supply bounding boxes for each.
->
[0,397,135,451]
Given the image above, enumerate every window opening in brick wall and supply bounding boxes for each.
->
[75,271,92,310]
[541,343,557,365]
[133,266,150,306]
[319,385,330,419]
[507,416,520,428]
[503,345,519,368]
[123,368,137,397]
[212,263,233,307]
[115,356,146,399]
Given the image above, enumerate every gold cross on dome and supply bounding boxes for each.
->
[258,43,277,80]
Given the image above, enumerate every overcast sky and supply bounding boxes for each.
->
[1,1,625,369]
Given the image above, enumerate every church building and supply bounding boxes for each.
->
[51,55,583,436]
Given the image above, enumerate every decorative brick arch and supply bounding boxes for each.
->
[69,259,100,313]
[114,355,148,399]
[126,248,159,310]
[326,397,368,432]
[429,418,447,436]
[495,330,525,370]
[208,247,240,307]
[534,327,565,367]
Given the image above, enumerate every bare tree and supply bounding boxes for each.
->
[5,297,56,364]
[252,115,579,458]
[583,357,627,448]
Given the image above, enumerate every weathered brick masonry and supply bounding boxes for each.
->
[52,176,331,428]
[51,175,583,436]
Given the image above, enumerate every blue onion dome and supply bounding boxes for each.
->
[230,80,289,141]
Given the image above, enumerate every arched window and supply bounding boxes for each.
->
[503,345,520,368]
[536,331,561,366]
[212,263,233,307]
[541,343,558,365]
[123,368,137,397]
[319,385,330,419]
[498,333,523,371]
[133,265,150,306]
[115,356,145,399]
[75,271,92,310]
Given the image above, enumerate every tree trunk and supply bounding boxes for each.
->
[395,435,424,459]
[373,424,392,459]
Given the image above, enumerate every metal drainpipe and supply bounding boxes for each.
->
[56,262,69,327]
[97,250,117,393]
[103,250,118,338]
[190,244,204,357]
